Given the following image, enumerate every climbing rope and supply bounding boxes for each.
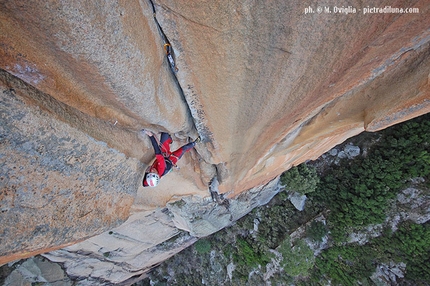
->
[148,0,178,73]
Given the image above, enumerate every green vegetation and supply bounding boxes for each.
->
[379,221,430,282]
[313,114,430,241]
[194,239,212,254]
[281,164,320,195]
[279,238,315,277]
[313,243,375,285]
[234,238,272,268]
[306,221,328,242]
[311,221,430,285]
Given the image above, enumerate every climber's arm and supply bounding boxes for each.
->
[148,135,162,155]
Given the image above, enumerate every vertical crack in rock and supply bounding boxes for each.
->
[209,176,229,208]
[143,0,223,193]
[209,163,231,205]
[144,0,199,140]
[144,0,216,147]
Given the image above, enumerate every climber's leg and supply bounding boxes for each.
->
[159,132,172,153]
[170,142,196,164]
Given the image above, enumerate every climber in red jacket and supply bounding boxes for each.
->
[142,130,200,187]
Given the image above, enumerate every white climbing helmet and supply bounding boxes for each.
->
[146,172,160,187]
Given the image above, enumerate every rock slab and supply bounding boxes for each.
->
[0,80,140,264]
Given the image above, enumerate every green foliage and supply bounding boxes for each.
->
[312,114,430,241]
[233,238,272,268]
[306,221,328,242]
[395,222,430,257]
[281,164,320,195]
[393,221,430,281]
[278,238,315,277]
[269,271,295,285]
[221,243,233,259]
[226,191,323,283]
[194,239,212,254]
[371,221,430,282]
[314,244,375,285]
[312,220,430,285]
[250,206,291,248]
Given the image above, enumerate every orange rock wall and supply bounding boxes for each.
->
[157,0,430,195]
[0,0,195,141]
[1,0,429,265]
[0,72,139,264]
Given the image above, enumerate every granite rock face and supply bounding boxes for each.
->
[3,256,73,286]
[0,0,194,136]
[41,178,280,285]
[158,0,430,195]
[42,210,197,284]
[0,77,140,264]
[0,0,430,281]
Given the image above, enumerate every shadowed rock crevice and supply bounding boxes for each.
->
[146,0,222,193]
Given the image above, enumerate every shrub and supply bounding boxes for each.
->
[278,238,315,277]
[314,244,375,285]
[306,221,328,242]
[194,239,212,254]
[281,164,320,195]
[233,238,272,268]
[394,221,430,281]
[311,220,430,285]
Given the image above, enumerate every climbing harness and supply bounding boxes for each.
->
[168,154,180,169]
[148,0,179,73]
[165,156,179,170]
[149,132,180,171]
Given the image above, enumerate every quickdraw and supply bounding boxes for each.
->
[164,43,179,73]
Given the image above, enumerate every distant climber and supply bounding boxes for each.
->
[141,130,200,187]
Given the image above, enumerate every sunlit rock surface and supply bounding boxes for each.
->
[0,78,139,265]
[1,0,429,283]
